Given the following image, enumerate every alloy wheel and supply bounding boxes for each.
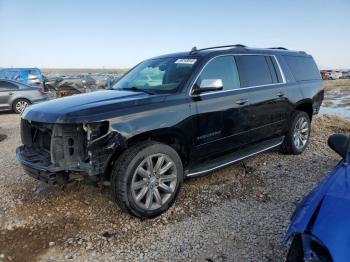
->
[131,153,177,210]
[293,116,309,151]
[15,100,28,114]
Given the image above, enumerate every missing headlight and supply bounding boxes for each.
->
[83,121,110,141]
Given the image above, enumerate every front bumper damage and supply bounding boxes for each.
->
[16,146,60,184]
[16,119,123,185]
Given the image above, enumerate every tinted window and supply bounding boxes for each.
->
[284,56,321,81]
[236,55,275,87]
[196,56,240,91]
[0,80,18,90]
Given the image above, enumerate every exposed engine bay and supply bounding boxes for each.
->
[18,119,121,185]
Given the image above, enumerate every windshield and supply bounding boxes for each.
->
[112,57,197,94]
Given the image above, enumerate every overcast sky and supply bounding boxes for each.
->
[0,0,349,69]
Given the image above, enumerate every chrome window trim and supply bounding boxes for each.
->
[189,53,287,97]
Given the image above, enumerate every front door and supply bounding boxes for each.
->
[191,55,251,159]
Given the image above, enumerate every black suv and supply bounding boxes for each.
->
[16,45,324,218]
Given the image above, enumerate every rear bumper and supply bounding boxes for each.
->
[16,146,61,184]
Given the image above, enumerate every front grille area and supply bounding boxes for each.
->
[19,119,113,176]
[20,120,87,172]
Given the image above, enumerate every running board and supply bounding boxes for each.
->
[185,137,284,177]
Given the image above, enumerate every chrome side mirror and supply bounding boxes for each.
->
[192,79,223,95]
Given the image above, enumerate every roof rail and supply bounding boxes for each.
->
[190,44,246,54]
[269,47,288,50]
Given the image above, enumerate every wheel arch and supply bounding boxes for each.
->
[103,128,190,182]
[126,128,190,164]
[11,97,32,111]
[295,100,313,121]
[286,232,333,261]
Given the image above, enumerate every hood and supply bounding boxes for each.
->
[22,90,164,123]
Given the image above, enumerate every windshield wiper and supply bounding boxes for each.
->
[121,87,154,95]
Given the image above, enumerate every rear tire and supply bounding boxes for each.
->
[281,111,311,155]
[12,99,30,114]
[111,141,183,218]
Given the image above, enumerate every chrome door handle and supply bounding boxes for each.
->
[8,92,13,95]
[276,92,284,97]
[235,99,249,105]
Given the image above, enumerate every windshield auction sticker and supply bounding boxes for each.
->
[175,59,197,65]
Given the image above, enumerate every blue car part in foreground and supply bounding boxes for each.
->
[284,134,350,262]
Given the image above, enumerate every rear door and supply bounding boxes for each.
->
[0,81,19,110]
[191,55,251,158]
[235,54,289,143]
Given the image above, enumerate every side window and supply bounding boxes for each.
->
[0,81,18,90]
[196,56,240,91]
[284,56,321,81]
[236,55,275,87]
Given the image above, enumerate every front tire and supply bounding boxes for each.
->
[13,99,30,114]
[111,141,183,218]
[281,111,311,155]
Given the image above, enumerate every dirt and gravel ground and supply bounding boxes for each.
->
[0,110,349,261]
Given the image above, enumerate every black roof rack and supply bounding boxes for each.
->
[269,47,288,50]
[190,44,246,54]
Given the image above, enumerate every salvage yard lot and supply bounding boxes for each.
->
[0,101,349,261]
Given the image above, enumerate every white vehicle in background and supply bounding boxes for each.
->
[327,70,342,80]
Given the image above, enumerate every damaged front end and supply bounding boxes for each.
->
[16,119,123,185]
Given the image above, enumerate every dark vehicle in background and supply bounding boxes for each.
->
[0,79,48,114]
[44,74,97,97]
[93,74,122,89]
[285,134,350,262]
[16,45,324,218]
[0,68,44,87]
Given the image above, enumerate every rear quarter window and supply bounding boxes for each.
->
[284,56,321,81]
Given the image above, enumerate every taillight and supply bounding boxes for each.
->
[38,89,45,95]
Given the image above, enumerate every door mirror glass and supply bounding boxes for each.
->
[328,134,350,160]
